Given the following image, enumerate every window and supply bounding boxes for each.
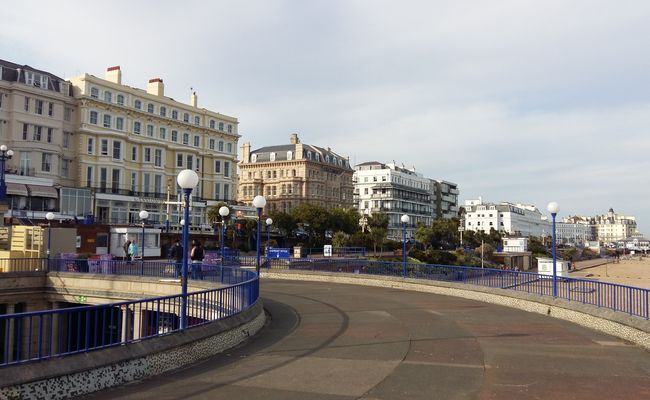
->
[147,124,154,137]
[131,172,137,192]
[154,149,162,167]
[215,160,221,173]
[100,139,109,155]
[61,159,70,177]
[63,131,71,148]
[103,114,111,128]
[24,96,30,112]
[112,169,120,192]
[113,141,122,160]
[227,143,232,153]
[144,148,151,162]
[183,133,189,144]
[171,130,178,142]
[143,173,150,194]
[134,100,142,110]
[227,124,233,133]
[287,151,293,160]
[89,111,98,124]
[224,162,230,177]
[90,87,99,99]
[64,107,72,121]
[270,152,276,162]
[104,91,112,103]
[117,94,125,105]
[48,102,54,117]
[87,138,94,154]
[209,120,215,129]
[159,127,166,140]
[131,146,137,161]
[41,153,52,172]
[116,117,124,130]
[26,71,48,88]
[86,166,93,187]
[218,141,224,151]
[35,99,43,114]
[33,125,42,141]
[147,103,154,113]
[223,184,230,201]
[171,110,178,119]
[214,183,220,200]
[251,154,257,163]
[209,138,215,150]
[186,155,193,170]
[176,154,183,167]
[47,127,53,143]
[159,106,166,117]
[194,116,200,125]
[133,121,141,134]
[218,122,224,131]
[193,135,200,147]
[154,174,162,194]
[183,112,189,122]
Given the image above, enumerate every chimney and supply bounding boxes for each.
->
[290,133,300,144]
[191,92,198,107]
[241,142,251,163]
[147,78,164,96]
[106,66,122,84]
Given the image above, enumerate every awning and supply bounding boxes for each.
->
[6,182,28,196]
[27,185,58,198]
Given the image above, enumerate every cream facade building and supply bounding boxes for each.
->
[592,208,638,243]
[463,198,551,237]
[0,59,77,216]
[238,134,354,212]
[67,66,239,227]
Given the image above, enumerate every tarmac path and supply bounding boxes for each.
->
[88,280,650,400]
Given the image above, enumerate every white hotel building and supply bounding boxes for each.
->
[463,197,551,237]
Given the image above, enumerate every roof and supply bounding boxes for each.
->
[0,59,67,94]
[251,142,352,169]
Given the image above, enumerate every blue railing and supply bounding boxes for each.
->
[0,258,259,367]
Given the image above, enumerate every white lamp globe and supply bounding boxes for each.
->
[6,150,13,157]
[219,206,230,217]
[547,202,560,215]
[139,210,149,220]
[180,219,185,226]
[266,218,273,225]
[45,212,55,221]
[252,195,266,209]
[0,145,6,151]
[401,214,410,224]
[177,169,199,189]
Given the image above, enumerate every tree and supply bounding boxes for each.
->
[206,202,229,226]
[291,203,330,243]
[332,231,347,248]
[415,225,435,251]
[269,210,296,236]
[367,212,389,255]
[329,208,360,234]
[430,218,460,249]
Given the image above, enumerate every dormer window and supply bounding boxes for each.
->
[251,154,257,163]
[26,71,48,89]
[287,151,293,160]
[270,152,276,162]
[307,151,312,160]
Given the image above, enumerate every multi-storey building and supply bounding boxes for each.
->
[592,208,637,243]
[557,216,594,245]
[238,133,354,212]
[431,180,459,219]
[463,197,550,237]
[67,66,239,227]
[0,59,77,215]
[353,161,433,240]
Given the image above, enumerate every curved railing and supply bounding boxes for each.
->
[0,258,259,367]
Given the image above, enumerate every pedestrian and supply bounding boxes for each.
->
[128,239,139,264]
[171,239,184,277]
[190,239,204,280]
[123,238,131,261]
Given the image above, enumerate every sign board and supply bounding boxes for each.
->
[268,248,290,259]
[324,245,333,257]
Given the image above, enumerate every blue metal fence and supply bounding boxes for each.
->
[0,258,259,367]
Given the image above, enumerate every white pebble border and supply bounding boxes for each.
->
[0,308,266,400]
[263,271,650,352]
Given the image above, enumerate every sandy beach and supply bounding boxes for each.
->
[571,255,650,288]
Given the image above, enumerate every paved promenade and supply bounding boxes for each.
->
[89,280,650,400]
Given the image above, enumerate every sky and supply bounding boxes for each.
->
[3,0,650,230]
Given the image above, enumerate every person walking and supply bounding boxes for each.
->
[171,239,184,277]
[123,238,131,262]
[190,239,204,280]
[128,239,139,264]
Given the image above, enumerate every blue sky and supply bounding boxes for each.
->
[3,0,650,230]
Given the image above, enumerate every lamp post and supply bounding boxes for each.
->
[401,214,409,277]
[177,169,199,329]
[0,145,14,200]
[547,201,560,297]
[266,218,273,262]
[45,212,54,267]
[252,195,266,276]
[139,210,149,275]
[218,205,229,283]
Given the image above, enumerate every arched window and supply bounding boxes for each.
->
[147,103,154,113]
[116,94,125,105]
[160,106,167,117]
[183,112,189,122]
[209,120,215,129]
[90,87,99,98]
[104,91,112,103]
[134,100,142,110]
[251,154,257,163]
[287,151,293,160]
[270,152,276,162]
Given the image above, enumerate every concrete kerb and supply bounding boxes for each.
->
[0,301,266,400]
[261,270,650,352]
